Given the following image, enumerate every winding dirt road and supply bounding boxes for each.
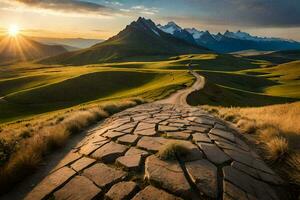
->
[156,70,205,105]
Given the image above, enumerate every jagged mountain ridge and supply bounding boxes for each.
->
[40,17,208,65]
[158,21,300,53]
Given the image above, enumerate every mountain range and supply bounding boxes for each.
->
[0,35,67,65]
[41,17,208,65]
[158,22,300,53]
[2,17,300,65]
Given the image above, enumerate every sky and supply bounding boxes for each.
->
[0,0,300,41]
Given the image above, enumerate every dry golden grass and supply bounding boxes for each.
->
[0,97,143,193]
[202,102,300,187]
[265,137,289,161]
[157,141,189,161]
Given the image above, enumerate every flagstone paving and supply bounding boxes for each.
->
[24,103,286,200]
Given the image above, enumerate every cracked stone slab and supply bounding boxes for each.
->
[224,149,275,175]
[79,139,108,156]
[70,157,96,172]
[198,143,231,165]
[231,161,284,185]
[24,167,76,200]
[132,185,183,200]
[117,134,139,145]
[50,152,82,173]
[223,166,279,200]
[91,141,128,163]
[192,133,212,143]
[105,181,138,200]
[54,175,101,200]
[125,147,149,157]
[137,136,169,152]
[83,163,126,188]
[185,159,218,198]
[158,125,183,132]
[166,131,191,140]
[145,155,192,198]
[209,128,236,143]
[103,130,127,139]
[113,121,138,132]
[223,180,249,200]
[187,125,210,133]
[116,154,143,171]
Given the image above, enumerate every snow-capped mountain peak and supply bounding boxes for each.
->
[185,28,206,39]
[224,30,253,40]
[157,21,182,34]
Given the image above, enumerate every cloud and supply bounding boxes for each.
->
[182,0,300,27]
[131,5,159,15]
[3,0,121,17]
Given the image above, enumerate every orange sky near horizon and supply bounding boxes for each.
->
[0,0,300,41]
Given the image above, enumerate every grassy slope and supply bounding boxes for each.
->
[244,50,300,64]
[242,61,300,98]
[0,61,193,123]
[185,53,300,107]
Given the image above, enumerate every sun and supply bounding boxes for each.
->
[8,25,20,37]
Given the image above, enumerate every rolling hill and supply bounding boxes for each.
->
[0,35,67,65]
[40,17,208,65]
[244,50,300,64]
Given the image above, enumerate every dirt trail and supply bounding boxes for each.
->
[156,70,205,105]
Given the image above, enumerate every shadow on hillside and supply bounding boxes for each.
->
[187,81,299,107]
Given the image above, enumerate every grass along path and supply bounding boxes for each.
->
[202,102,300,192]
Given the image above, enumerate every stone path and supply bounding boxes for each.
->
[24,103,286,200]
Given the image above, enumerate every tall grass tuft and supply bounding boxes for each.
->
[157,141,189,161]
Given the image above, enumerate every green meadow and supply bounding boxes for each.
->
[1,52,299,123]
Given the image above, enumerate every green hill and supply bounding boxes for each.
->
[246,61,300,98]
[0,67,193,123]
[40,17,208,65]
[245,50,300,64]
[0,35,67,65]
